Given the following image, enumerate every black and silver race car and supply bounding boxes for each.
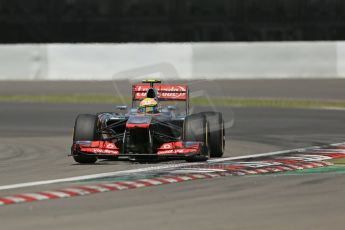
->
[71,80,225,163]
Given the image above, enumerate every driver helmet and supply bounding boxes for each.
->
[138,98,158,113]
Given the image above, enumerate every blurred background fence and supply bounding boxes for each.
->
[0,42,343,80]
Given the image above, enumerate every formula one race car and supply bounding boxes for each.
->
[71,80,225,163]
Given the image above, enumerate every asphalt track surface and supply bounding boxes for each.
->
[0,80,345,230]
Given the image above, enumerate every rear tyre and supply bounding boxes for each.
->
[201,112,225,158]
[73,114,98,164]
[183,114,209,162]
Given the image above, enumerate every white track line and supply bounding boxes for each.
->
[0,163,199,191]
[0,142,344,192]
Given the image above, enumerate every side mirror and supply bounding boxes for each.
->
[116,105,128,111]
[130,108,138,114]
[167,105,176,111]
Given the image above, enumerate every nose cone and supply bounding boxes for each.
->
[126,115,151,129]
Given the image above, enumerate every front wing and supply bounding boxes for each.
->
[71,141,207,159]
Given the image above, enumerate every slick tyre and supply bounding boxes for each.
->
[202,112,225,158]
[73,114,98,164]
[183,114,209,162]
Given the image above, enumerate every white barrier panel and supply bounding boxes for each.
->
[336,42,345,77]
[47,43,192,80]
[193,42,337,79]
[0,45,48,80]
[0,42,343,80]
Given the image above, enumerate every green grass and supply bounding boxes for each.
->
[1,94,345,109]
[274,165,345,175]
[191,97,345,109]
[329,157,345,165]
[0,95,131,104]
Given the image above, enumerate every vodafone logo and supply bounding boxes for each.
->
[134,86,150,98]
[159,86,186,99]
[162,143,172,149]
[92,149,118,155]
[106,143,116,149]
[134,85,187,100]
[157,150,174,155]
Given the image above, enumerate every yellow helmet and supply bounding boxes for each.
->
[138,98,158,113]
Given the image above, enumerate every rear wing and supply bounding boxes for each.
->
[132,84,190,113]
[132,84,188,101]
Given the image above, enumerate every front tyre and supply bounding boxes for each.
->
[201,112,225,158]
[73,114,98,164]
[183,113,209,162]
